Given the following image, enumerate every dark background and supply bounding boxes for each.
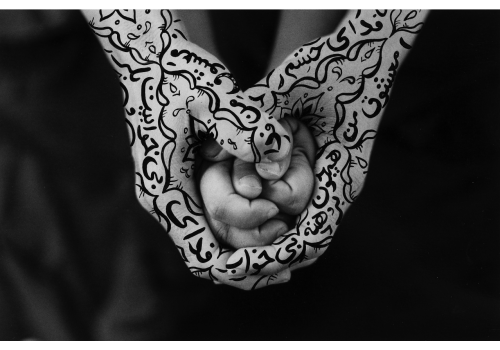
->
[0,10,498,340]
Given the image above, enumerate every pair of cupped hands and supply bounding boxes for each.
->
[98,9,368,290]
[87,8,426,289]
[172,35,327,289]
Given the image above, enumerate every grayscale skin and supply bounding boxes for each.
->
[226,10,429,277]
[83,9,428,289]
[82,9,293,290]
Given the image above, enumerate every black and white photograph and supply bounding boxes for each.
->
[0,5,498,341]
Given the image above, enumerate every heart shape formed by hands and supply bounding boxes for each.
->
[83,9,428,290]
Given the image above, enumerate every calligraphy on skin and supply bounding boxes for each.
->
[86,9,292,289]
[226,10,426,277]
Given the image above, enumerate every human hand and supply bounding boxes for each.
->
[198,116,316,252]
[224,10,428,276]
[82,10,292,289]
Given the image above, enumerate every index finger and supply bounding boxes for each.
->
[260,116,317,215]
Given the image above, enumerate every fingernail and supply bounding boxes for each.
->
[239,175,261,189]
[256,162,282,177]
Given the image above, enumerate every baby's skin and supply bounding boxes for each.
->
[197,116,317,249]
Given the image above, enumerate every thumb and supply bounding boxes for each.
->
[255,115,293,180]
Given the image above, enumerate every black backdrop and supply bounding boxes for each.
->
[0,10,498,340]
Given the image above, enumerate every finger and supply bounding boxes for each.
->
[238,219,289,247]
[255,116,293,180]
[213,259,291,290]
[200,158,279,229]
[232,158,262,199]
[186,236,291,290]
[208,243,291,290]
[150,184,222,280]
[225,142,352,277]
[285,116,316,165]
[206,210,289,249]
[260,117,317,214]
